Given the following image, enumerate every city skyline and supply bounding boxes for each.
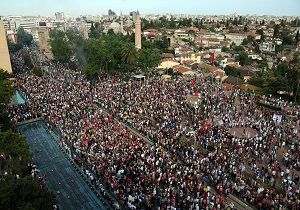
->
[1,0,300,17]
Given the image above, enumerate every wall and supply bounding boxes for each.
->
[0,19,12,73]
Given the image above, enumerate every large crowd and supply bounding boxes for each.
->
[8,48,300,209]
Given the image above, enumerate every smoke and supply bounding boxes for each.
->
[75,44,87,66]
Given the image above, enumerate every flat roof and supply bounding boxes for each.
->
[133,74,145,79]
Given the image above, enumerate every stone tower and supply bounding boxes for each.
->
[0,19,12,73]
[135,11,141,50]
[120,12,124,35]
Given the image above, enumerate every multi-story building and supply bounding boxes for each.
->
[175,52,201,64]
[0,19,12,73]
[3,16,38,32]
[55,12,65,21]
[224,32,261,46]
[259,41,276,52]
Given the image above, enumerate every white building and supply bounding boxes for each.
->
[259,41,276,52]
[55,12,65,21]
[225,33,261,46]
[3,16,38,32]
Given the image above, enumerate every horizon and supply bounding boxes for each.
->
[1,0,300,17]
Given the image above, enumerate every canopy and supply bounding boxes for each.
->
[132,75,145,81]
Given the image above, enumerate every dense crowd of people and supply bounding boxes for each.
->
[8,48,300,209]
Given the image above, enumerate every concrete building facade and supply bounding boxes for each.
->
[0,19,12,73]
[38,28,52,58]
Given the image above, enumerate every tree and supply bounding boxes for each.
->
[154,36,169,50]
[256,29,265,41]
[0,131,56,209]
[0,70,14,105]
[266,75,289,94]
[295,30,299,44]
[121,42,137,66]
[89,23,100,39]
[0,67,56,210]
[0,70,14,131]
[21,50,34,70]
[17,27,33,46]
[7,39,23,53]
[65,28,87,68]
[257,58,268,70]
[84,38,111,78]
[137,48,161,75]
[275,45,284,54]
[221,46,229,52]
[49,30,72,63]
[280,29,294,45]
[232,45,244,52]
[241,38,249,46]
[289,53,300,102]
[224,66,240,77]
[249,72,268,88]
[273,24,280,38]
[236,52,251,66]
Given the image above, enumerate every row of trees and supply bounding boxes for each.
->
[49,28,162,79]
[142,17,196,30]
[0,70,56,209]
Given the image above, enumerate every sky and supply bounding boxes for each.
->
[0,0,299,17]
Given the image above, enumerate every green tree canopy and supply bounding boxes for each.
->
[224,66,240,77]
[0,131,56,210]
[0,70,14,105]
[17,27,33,46]
[236,52,252,66]
[295,30,299,44]
[49,30,72,63]
[122,42,137,66]
[136,48,161,74]
[7,39,23,54]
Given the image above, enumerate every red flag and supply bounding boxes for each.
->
[191,79,195,87]
[209,53,215,64]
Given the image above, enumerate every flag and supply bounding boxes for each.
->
[209,53,215,64]
[193,92,199,97]
[191,79,195,87]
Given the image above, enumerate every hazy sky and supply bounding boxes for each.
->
[1,0,299,16]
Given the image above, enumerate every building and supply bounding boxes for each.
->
[55,12,65,21]
[105,21,124,34]
[259,41,276,52]
[135,12,141,50]
[157,58,180,69]
[0,19,12,73]
[174,45,193,55]
[130,11,138,22]
[173,65,195,76]
[174,29,190,40]
[38,28,52,57]
[6,30,17,43]
[3,16,38,32]
[225,32,261,46]
[176,52,201,64]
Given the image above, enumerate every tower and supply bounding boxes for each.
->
[120,12,124,35]
[135,11,141,50]
[0,19,12,73]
